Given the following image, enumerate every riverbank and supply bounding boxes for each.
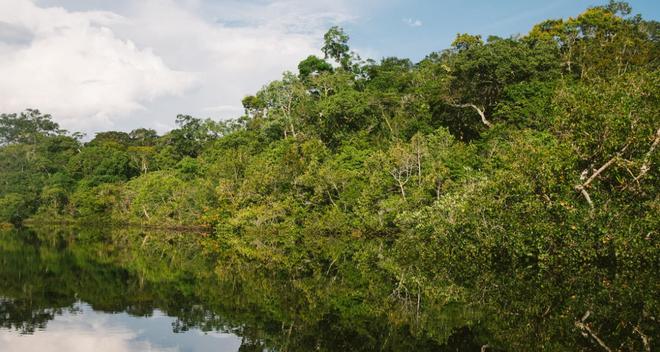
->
[22,217,211,233]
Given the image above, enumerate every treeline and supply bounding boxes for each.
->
[1,0,657,264]
[0,2,658,348]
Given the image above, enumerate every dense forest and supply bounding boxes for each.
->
[0,1,658,350]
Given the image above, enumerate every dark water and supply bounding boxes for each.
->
[0,226,655,351]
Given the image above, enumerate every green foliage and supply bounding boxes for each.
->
[0,193,31,224]
[0,4,658,349]
[0,109,65,145]
[298,55,333,79]
[128,128,159,146]
[69,183,123,217]
[121,170,212,224]
[451,33,483,51]
[166,114,221,158]
[322,26,351,70]
[68,143,138,185]
[88,131,132,146]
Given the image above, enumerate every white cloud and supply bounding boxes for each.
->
[403,17,422,27]
[0,0,360,134]
[105,0,355,132]
[202,105,243,114]
[0,0,195,132]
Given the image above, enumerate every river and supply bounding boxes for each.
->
[0,225,655,351]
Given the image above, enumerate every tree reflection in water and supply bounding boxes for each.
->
[0,226,655,351]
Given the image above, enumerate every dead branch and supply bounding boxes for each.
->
[575,311,612,352]
[633,127,660,183]
[389,168,411,201]
[142,205,151,220]
[449,103,492,127]
[633,325,652,352]
[575,143,629,209]
[575,185,595,209]
[584,154,620,188]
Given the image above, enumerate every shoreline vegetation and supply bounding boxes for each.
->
[0,2,658,350]
[20,218,212,232]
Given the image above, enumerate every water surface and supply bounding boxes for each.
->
[0,302,242,352]
[0,226,655,351]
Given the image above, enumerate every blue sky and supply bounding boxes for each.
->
[0,0,658,135]
[343,0,660,61]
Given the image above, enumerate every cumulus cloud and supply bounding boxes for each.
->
[104,0,355,132]
[0,21,34,45]
[0,0,194,132]
[403,17,422,27]
[0,0,360,134]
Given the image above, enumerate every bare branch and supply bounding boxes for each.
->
[634,127,660,183]
[633,325,652,352]
[449,103,492,128]
[142,206,151,220]
[575,143,629,209]
[583,154,621,188]
[575,185,594,209]
[575,311,612,352]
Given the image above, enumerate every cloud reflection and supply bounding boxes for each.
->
[0,303,241,352]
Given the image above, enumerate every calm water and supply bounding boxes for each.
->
[0,302,242,352]
[0,226,655,351]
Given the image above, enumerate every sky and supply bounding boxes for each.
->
[0,0,658,136]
